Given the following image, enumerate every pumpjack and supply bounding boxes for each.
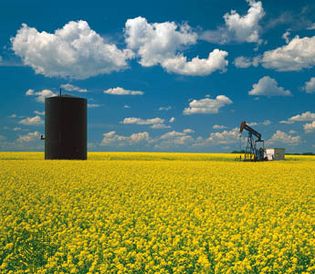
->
[239,121,265,161]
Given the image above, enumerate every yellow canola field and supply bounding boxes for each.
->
[0,152,314,273]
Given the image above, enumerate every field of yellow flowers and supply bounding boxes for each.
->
[0,152,314,273]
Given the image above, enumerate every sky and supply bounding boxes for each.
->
[0,0,315,152]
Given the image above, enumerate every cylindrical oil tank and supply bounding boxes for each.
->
[45,95,87,160]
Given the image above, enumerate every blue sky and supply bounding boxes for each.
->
[0,0,315,152]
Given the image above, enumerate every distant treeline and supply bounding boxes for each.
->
[286,152,315,156]
[231,150,245,154]
[231,150,315,156]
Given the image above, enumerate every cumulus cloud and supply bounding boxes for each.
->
[161,49,228,76]
[280,111,315,124]
[207,128,240,145]
[282,31,291,43]
[247,122,258,126]
[262,36,315,71]
[304,121,315,133]
[191,128,242,148]
[125,16,228,76]
[13,127,23,131]
[233,56,260,68]
[303,77,315,93]
[201,0,265,44]
[169,117,175,123]
[249,76,291,96]
[125,16,197,66]
[12,21,131,79]
[34,110,45,115]
[19,115,42,126]
[100,129,197,149]
[183,128,194,134]
[121,117,169,129]
[60,83,87,93]
[104,87,144,96]
[100,126,307,151]
[17,131,41,142]
[26,89,56,103]
[159,106,172,111]
[151,124,170,129]
[122,117,164,125]
[88,103,101,108]
[267,130,301,145]
[183,95,232,115]
[213,124,226,129]
[262,120,272,126]
[158,130,193,146]
[101,131,150,146]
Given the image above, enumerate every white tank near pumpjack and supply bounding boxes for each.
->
[265,148,286,161]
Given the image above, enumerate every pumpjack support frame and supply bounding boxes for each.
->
[240,121,265,161]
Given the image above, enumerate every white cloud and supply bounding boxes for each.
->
[157,130,194,148]
[201,0,265,44]
[169,117,175,123]
[88,103,101,108]
[234,56,260,68]
[247,122,258,126]
[282,31,291,43]
[303,77,315,93]
[183,95,232,115]
[104,87,144,96]
[101,131,150,146]
[280,111,315,124]
[100,129,197,149]
[17,131,41,142]
[121,117,169,129]
[123,105,131,109]
[125,16,197,66]
[122,117,164,125]
[304,121,315,133]
[159,106,171,111]
[207,128,240,145]
[183,128,194,133]
[12,21,131,79]
[267,130,301,145]
[60,83,87,93]
[25,89,34,96]
[212,124,226,129]
[151,124,170,129]
[13,127,22,131]
[249,76,291,96]
[26,89,56,103]
[191,128,242,148]
[34,110,45,115]
[125,16,228,76]
[19,115,41,126]
[161,49,228,76]
[262,36,315,71]
[224,0,264,43]
[262,120,272,126]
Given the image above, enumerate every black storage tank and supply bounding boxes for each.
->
[45,95,87,160]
